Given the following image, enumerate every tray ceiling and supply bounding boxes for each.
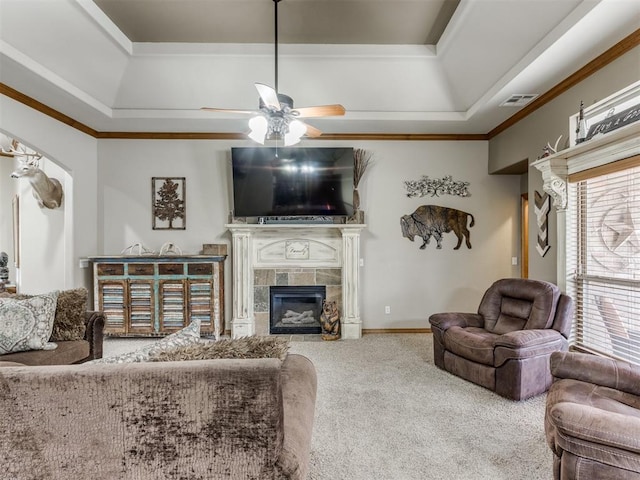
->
[0,0,639,136]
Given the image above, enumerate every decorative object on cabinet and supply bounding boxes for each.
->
[159,242,182,256]
[152,177,185,230]
[120,242,155,256]
[202,244,228,256]
[535,191,551,257]
[404,175,470,198]
[88,255,225,338]
[400,205,474,250]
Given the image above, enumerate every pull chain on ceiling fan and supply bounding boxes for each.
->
[201,0,346,146]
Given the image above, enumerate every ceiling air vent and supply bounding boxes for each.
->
[500,94,539,107]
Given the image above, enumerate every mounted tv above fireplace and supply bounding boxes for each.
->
[231,147,354,218]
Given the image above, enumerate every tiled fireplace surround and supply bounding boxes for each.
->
[226,224,365,339]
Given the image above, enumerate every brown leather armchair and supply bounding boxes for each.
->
[546,351,640,479]
[429,278,573,400]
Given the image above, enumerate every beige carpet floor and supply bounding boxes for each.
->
[104,333,553,480]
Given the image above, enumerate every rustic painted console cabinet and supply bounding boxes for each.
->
[88,256,225,337]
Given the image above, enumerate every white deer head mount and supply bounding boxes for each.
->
[4,139,64,209]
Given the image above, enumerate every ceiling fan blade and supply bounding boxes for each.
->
[301,122,322,138]
[294,104,346,118]
[200,107,257,115]
[255,83,281,110]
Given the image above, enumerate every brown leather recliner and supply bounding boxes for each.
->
[429,278,573,400]
[546,351,640,479]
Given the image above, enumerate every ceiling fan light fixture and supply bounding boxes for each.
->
[248,115,268,144]
[201,0,344,144]
[284,119,306,146]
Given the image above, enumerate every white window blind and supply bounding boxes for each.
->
[567,163,640,364]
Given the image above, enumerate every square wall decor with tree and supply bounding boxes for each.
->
[152,177,185,230]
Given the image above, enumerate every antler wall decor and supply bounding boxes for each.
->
[3,138,63,209]
[404,175,471,198]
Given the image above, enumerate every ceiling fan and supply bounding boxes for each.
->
[201,0,346,146]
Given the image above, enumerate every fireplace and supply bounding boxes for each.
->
[226,223,365,339]
[270,285,326,334]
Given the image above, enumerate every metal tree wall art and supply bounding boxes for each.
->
[152,177,185,230]
[404,175,470,198]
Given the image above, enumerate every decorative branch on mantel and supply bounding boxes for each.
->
[353,149,372,210]
[404,175,471,198]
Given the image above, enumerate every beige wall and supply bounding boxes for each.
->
[488,45,640,284]
[99,139,521,330]
[1,97,522,329]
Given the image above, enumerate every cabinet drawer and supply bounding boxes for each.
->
[188,263,212,275]
[128,264,154,275]
[97,263,124,276]
[159,263,184,275]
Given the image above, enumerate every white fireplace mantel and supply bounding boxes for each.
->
[226,223,366,339]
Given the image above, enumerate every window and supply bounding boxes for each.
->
[567,159,640,363]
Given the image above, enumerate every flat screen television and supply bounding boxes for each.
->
[231,147,354,218]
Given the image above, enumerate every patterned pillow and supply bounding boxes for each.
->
[149,336,290,362]
[87,319,201,364]
[0,289,88,341]
[0,291,59,354]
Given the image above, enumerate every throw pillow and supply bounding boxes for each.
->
[0,289,88,341]
[50,288,88,341]
[0,291,59,354]
[149,336,290,362]
[87,319,201,364]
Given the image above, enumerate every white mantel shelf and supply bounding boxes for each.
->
[226,223,366,339]
[532,120,640,292]
[532,121,640,212]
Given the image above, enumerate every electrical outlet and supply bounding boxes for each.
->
[511,257,518,266]
[359,258,364,267]
[385,306,391,314]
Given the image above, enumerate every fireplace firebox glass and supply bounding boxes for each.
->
[269,285,326,334]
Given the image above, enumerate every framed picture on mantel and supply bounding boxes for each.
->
[152,177,186,230]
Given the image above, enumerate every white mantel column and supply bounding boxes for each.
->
[340,226,363,339]
[230,227,254,338]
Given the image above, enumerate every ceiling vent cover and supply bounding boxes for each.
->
[500,94,539,107]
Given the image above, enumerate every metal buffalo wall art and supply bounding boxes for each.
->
[400,205,475,250]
